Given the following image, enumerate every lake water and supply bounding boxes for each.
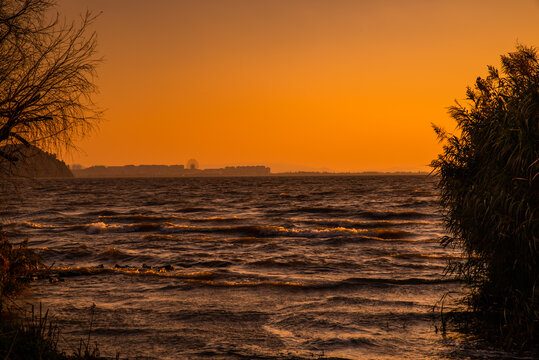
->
[2,176,518,359]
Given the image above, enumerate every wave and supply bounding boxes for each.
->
[98,247,128,259]
[295,206,349,214]
[325,295,417,307]
[177,207,214,213]
[411,189,438,197]
[99,214,178,222]
[85,222,120,234]
[86,210,124,217]
[277,192,308,199]
[29,208,63,216]
[181,279,307,288]
[266,206,350,216]
[311,191,339,196]
[44,265,307,288]
[229,237,262,244]
[163,224,415,239]
[222,225,371,238]
[20,221,56,229]
[21,221,176,234]
[389,253,463,260]
[322,236,417,246]
[18,220,418,241]
[248,259,312,268]
[290,217,431,229]
[180,276,457,290]
[164,223,415,239]
[369,228,414,239]
[21,221,126,234]
[50,265,215,280]
[194,260,233,268]
[337,276,458,286]
[395,199,438,208]
[358,210,435,220]
[302,336,376,349]
[246,257,437,270]
[99,214,244,223]
[142,234,177,241]
[188,216,244,223]
[42,264,459,291]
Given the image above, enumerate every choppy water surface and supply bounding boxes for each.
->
[2,176,510,359]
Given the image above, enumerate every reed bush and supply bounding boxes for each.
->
[0,231,42,308]
[431,45,538,349]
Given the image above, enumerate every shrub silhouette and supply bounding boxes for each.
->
[431,45,538,349]
[0,233,42,305]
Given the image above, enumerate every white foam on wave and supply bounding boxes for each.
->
[21,221,55,229]
[18,220,414,240]
[85,222,122,234]
[261,225,366,237]
[98,213,245,223]
[156,223,364,237]
[289,217,432,227]
[153,223,416,240]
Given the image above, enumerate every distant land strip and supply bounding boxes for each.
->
[71,164,428,178]
[72,165,271,177]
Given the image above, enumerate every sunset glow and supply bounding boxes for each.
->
[3,1,538,356]
[58,0,539,172]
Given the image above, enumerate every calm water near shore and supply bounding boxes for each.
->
[2,176,523,359]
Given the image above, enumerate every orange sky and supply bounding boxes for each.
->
[57,0,539,172]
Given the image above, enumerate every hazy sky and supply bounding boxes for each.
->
[57,0,539,172]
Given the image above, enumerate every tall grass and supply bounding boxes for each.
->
[0,303,107,360]
[0,304,63,360]
[431,45,538,349]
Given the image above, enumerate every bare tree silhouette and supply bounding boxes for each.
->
[0,0,101,165]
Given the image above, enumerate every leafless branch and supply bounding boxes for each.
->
[0,0,101,166]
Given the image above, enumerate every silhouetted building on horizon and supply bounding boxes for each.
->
[73,164,185,178]
[186,159,199,170]
[72,164,271,178]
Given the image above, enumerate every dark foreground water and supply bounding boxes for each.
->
[2,176,523,359]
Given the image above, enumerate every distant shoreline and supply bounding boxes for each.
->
[69,164,429,178]
[269,171,429,177]
[68,172,431,179]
